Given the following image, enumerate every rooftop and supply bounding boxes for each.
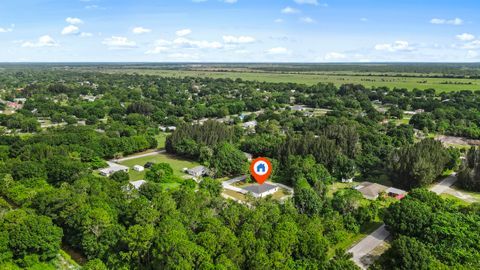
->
[355,182,388,199]
[243,183,278,195]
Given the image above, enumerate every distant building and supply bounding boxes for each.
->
[243,152,253,161]
[290,105,306,111]
[354,182,388,200]
[99,162,129,177]
[133,165,144,172]
[354,182,407,200]
[242,120,257,129]
[243,183,279,198]
[186,166,208,177]
[129,180,147,190]
[385,187,407,200]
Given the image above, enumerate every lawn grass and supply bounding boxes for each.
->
[118,152,200,181]
[92,68,480,92]
[155,132,169,149]
[440,194,471,206]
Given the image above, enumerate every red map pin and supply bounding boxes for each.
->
[250,157,272,185]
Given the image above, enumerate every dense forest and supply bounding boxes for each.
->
[0,66,478,269]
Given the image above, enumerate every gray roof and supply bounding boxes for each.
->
[385,187,407,195]
[355,182,388,198]
[188,166,207,173]
[243,183,278,195]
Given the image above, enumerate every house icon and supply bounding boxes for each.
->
[256,163,266,173]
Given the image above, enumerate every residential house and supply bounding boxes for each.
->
[354,182,388,200]
[186,166,208,177]
[242,120,257,129]
[243,183,279,198]
[99,162,129,177]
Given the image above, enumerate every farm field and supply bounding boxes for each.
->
[88,68,480,92]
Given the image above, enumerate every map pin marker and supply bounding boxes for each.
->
[250,157,272,185]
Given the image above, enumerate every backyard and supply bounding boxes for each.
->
[118,152,200,182]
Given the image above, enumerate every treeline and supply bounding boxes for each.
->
[458,147,480,191]
[375,189,480,269]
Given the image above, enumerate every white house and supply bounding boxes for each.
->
[186,166,208,177]
[129,180,147,190]
[242,121,257,129]
[133,165,144,172]
[99,162,129,177]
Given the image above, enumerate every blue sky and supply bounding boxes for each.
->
[0,0,479,62]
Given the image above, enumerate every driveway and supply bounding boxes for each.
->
[112,150,166,162]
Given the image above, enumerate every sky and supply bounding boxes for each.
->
[0,0,479,62]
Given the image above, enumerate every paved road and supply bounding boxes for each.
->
[113,150,166,162]
[348,174,458,269]
[430,173,457,195]
[348,225,389,269]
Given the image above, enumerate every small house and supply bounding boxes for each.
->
[129,180,147,190]
[243,152,253,161]
[243,183,279,198]
[242,121,257,129]
[133,165,144,172]
[354,182,388,200]
[99,162,129,177]
[187,166,208,177]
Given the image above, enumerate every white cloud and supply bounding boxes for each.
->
[223,0,237,3]
[325,52,346,60]
[176,28,192,37]
[0,24,14,33]
[223,35,255,44]
[66,17,83,25]
[22,35,58,48]
[61,25,80,35]
[430,18,463,25]
[281,7,300,14]
[300,17,315,23]
[456,33,475,41]
[274,18,284,23]
[467,50,479,58]
[80,32,93,37]
[374,41,414,52]
[267,47,289,54]
[294,0,318,5]
[102,36,137,49]
[462,40,480,50]
[146,46,169,54]
[132,27,151,34]
[174,37,222,49]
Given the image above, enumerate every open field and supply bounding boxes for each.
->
[118,152,200,181]
[87,68,480,92]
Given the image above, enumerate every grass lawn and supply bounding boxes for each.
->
[155,132,169,149]
[440,194,471,206]
[119,152,200,181]
[223,189,247,201]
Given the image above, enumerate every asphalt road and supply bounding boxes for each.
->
[348,174,458,269]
